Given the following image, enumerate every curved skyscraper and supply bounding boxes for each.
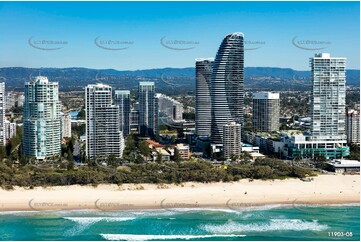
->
[195,58,213,137]
[211,32,244,144]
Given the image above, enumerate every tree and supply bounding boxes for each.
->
[174,148,182,163]
[67,159,74,171]
[156,152,162,163]
[138,141,150,158]
[67,149,74,161]
[77,108,86,119]
[349,144,360,160]
[107,154,117,167]
[0,145,6,162]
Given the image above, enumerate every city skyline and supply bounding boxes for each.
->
[0,1,359,70]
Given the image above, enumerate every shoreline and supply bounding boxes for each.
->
[0,174,359,212]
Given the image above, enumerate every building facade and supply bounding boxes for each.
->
[0,83,5,145]
[195,58,213,137]
[223,122,241,159]
[156,93,183,122]
[61,112,72,138]
[252,92,280,132]
[285,53,349,159]
[346,109,360,145]
[4,120,17,141]
[85,84,124,159]
[310,53,347,142]
[114,90,131,136]
[23,76,61,159]
[5,91,24,111]
[211,32,244,145]
[138,82,158,136]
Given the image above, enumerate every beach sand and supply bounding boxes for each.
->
[0,174,359,211]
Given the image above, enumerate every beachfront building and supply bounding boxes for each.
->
[61,112,72,138]
[114,90,131,136]
[0,82,5,145]
[223,122,241,159]
[346,109,360,145]
[85,83,124,159]
[253,92,280,132]
[195,58,213,137]
[138,82,158,137]
[326,160,360,173]
[211,32,244,146]
[23,76,61,159]
[283,53,349,159]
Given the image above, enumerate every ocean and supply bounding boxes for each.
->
[0,205,359,241]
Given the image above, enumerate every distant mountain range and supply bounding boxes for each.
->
[0,67,359,92]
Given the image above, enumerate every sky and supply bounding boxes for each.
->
[0,1,359,70]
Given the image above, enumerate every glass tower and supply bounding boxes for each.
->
[114,90,131,136]
[195,58,213,137]
[138,82,158,136]
[23,76,61,159]
[211,32,244,144]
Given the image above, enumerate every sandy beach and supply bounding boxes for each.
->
[0,174,359,212]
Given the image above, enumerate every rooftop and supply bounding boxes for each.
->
[327,160,360,168]
[139,81,154,86]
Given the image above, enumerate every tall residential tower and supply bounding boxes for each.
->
[346,109,360,145]
[23,76,61,159]
[195,58,213,137]
[138,82,158,136]
[114,90,131,136]
[211,33,244,145]
[310,53,347,142]
[86,83,124,159]
[252,92,280,132]
[223,122,241,159]
[0,82,5,145]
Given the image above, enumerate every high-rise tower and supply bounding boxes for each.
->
[310,53,346,142]
[253,92,280,132]
[211,33,244,144]
[86,83,123,159]
[0,82,5,145]
[23,76,61,159]
[138,82,158,136]
[195,58,213,137]
[114,90,131,136]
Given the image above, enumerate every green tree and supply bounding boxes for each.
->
[138,141,150,158]
[77,108,85,119]
[156,152,162,163]
[67,159,74,171]
[174,148,182,163]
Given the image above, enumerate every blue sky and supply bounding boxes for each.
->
[0,1,359,70]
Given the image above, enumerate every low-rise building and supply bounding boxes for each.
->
[249,152,265,161]
[155,148,171,161]
[175,143,190,160]
[244,130,349,160]
[326,160,360,173]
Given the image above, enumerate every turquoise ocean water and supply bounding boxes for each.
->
[0,205,359,241]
